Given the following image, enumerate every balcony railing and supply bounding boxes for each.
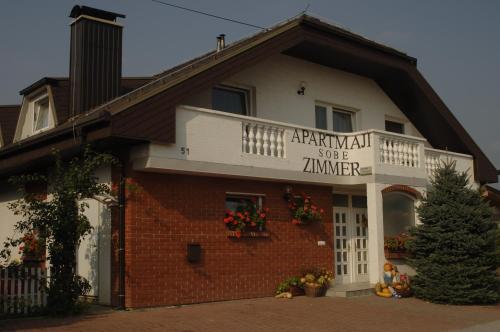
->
[131,105,475,185]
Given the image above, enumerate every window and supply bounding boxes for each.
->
[225,193,263,212]
[332,194,348,207]
[315,104,355,133]
[212,85,249,115]
[385,120,404,134]
[383,193,415,236]
[332,109,353,133]
[315,105,327,130]
[352,195,367,208]
[33,98,49,132]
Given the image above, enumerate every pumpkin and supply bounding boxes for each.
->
[376,291,392,298]
[382,288,391,294]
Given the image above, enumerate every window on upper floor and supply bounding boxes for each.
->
[33,98,50,133]
[315,104,355,133]
[385,120,405,134]
[212,85,250,116]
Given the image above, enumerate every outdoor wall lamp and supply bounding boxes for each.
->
[297,81,306,95]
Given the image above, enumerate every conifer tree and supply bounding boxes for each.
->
[409,161,499,304]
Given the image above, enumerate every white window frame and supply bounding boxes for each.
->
[213,84,253,116]
[315,102,357,132]
[32,96,50,134]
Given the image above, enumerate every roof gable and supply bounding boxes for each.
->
[0,15,496,183]
[103,15,495,182]
[0,105,20,146]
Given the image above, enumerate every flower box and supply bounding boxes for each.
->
[384,249,409,259]
[226,230,270,238]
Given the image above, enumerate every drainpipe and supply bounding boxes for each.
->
[117,165,126,309]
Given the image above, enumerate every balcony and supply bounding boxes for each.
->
[131,105,474,186]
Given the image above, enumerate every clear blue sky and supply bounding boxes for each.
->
[1,0,499,185]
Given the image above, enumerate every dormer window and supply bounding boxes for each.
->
[33,98,49,133]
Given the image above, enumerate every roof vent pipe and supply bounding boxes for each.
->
[216,34,226,52]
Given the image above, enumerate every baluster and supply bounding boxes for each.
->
[248,124,255,154]
[269,128,276,157]
[415,145,420,168]
[277,129,283,158]
[255,125,262,155]
[402,142,409,166]
[410,144,416,168]
[398,141,404,165]
[242,123,249,153]
[395,141,402,165]
[381,138,388,164]
[262,127,269,156]
[388,139,394,164]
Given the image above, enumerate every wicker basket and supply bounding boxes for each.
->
[394,287,412,298]
[304,284,328,297]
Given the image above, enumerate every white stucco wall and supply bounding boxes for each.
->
[77,166,112,305]
[182,54,426,141]
[0,166,112,305]
[0,179,23,262]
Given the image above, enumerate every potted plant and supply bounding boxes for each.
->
[276,276,305,296]
[384,232,411,259]
[301,268,333,297]
[284,192,324,225]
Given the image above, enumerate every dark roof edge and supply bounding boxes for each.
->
[19,77,62,96]
[0,105,21,108]
[300,15,417,65]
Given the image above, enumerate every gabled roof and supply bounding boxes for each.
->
[0,105,21,146]
[0,14,497,182]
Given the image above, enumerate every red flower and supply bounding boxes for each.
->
[260,213,266,218]
[235,231,241,239]
[232,221,238,225]
[320,208,325,214]
[264,207,269,213]
[223,217,230,224]
[251,222,256,227]
[292,219,300,225]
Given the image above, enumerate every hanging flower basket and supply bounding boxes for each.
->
[284,191,324,225]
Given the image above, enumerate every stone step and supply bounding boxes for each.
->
[326,282,373,298]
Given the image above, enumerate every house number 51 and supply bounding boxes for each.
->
[180,147,190,155]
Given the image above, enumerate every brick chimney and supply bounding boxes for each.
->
[69,5,125,117]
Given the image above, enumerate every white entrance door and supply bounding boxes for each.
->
[333,196,369,284]
[352,208,369,283]
[333,207,351,284]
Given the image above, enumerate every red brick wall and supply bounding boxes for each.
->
[120,172,333,308]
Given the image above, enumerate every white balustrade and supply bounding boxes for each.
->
[425,151,441,175]
[378,135,420,168]
[242,122,286,158]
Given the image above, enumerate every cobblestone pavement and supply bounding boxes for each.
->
[2,296,500,332]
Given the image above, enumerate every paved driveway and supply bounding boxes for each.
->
[1,296,500,332]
